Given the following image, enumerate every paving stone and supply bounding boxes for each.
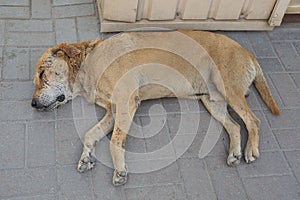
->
[57,165,93,200]
[125,184,187,200]
[290,73,300,89]
[7,32,55,46]
[27,121,55,167]
[77,16,100,41]
[0,0,29,6]
[268,27,300,41]
[237,151,291,177]
[126,160,181,187]
[273,129,300,150]
[269,73,300,107]
[0,20,4,45]
[53,4,95,18]
[136,99,163,116]
[205,156,248,200]
[56,97,83,119]
[161,98,189,113]
[0,47,3,79]
[3,194,58,200]
[92,164,126,200]
[3,47,29,80]
[0,123,25,169]
[178,158,216,200]
[185,98,206,112]
[0,81,35,100]
[30,48,49,80]
[264,108,300,129]
[56,120,83,165]
[0,101,55,121]
[294,42,300,55]
[247,32,276,58]
[257,58,284,73]
[242,175,300,200]
[0,167,57,198]
[6,20,52,32]
[31,0,51,19]
[55,18,77,44]
[53,0,94,6]
[284,151,300,183]
[0,6,30,19]
[273,42,300,71]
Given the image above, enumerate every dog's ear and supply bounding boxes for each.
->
[53,43,81,58]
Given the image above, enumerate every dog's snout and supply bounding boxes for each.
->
[57,94,65,102]
[31,98,43,109]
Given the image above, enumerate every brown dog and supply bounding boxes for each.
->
[32,30,280,186]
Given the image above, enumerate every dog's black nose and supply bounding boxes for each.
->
[57,94,65,102]
[31,99,43,109]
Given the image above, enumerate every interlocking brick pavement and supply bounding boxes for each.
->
[0,0,299,199]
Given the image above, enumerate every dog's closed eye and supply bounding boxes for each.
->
[39,70,45,79]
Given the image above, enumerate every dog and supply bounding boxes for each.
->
[31,30,280,186]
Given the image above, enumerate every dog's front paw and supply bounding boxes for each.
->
[113,170,127,186]
[77,152,96,173]
[245,143,259,163]
[227,146,242,166]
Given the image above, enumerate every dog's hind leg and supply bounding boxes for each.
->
[110,95,139,186]
[200,95,242,166]
[226,91,261,164]
[78,104,114,173]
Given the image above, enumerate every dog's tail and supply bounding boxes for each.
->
[253,59,280,116]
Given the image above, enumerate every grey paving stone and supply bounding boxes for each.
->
[56,97,83,119]
[0,167,57,198]
[237,151,291,177]
[0,6,30,19]
[294,42,300,55]
[268,27,300,41]
[0,101,55,121]
[136,99,163,116]
[57,165,93,200]
[53,4,95,18]
[253,111,279,151]
[92,165,126,200]
[264,108,300,129]
[30,48,48,80]
[161,98,189,113]
[205,156,248,200]
[0,47,3,79]
[247,32,275,58]
[178,158,216,200]
[0,0,29,6]
[0,81,35,100]
[6,20,52,32]
[290,73,300,89]
[284,150,300,183]
[77,16,100,41]
[56,120,83,165]
[3,47,29,80]
[125,184,187,200]
[273,42,300,71]
[273,129,300,150]
[53,0,94,6]
[31,0,51,19]
[7,32,55,47]
[0,123,25,169]
[3,194,58,200]
[242,175,300,200]
[0,20,4,45]
[257,58,284,73]
[126,160,181,187]
[55,18,77,44]
[185,98,206,112]
[27,121,55,167]
[269,73,300,107]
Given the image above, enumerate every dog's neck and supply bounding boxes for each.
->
[67,40,102,91]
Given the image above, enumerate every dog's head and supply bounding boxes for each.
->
[31,43,82,111]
